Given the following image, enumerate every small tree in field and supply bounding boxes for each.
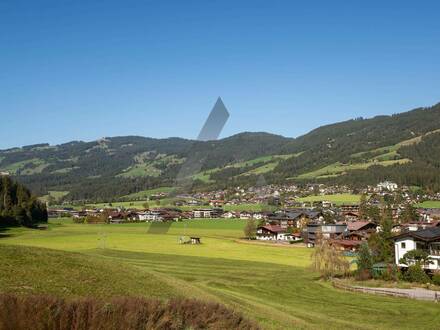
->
[244,219,257,240]
[311,234,350,279]
[142,201,149,209]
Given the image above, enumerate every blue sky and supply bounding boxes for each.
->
[1,0,439,149]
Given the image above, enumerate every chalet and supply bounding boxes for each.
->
[278,232,302,242]
[340,204,360,213]
[138,209,179,222]
[108,211,125,221]
[330,232,369,251]
[330,239,362,251]
[394,221,439,233]
[321,200,334,208]
[139,210,163,221]
[193,208,213,218]
[342,211,360,222]
[346,221,377,233]
[252,212,266,220]
[209,200,224,207]
[268,211,302,229]
[239,211,252,220]
[223,211,237,219]
[268,210,322,229]
[393,227,440,270]
[192,208,223,218]
[256,225,284,241]
[377,181,398,192]
[303,223,348,247]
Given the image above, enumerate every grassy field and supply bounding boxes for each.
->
[39,190,70,203]
[297,193,361,205]
[223,203,276,212]
[0,158,48,175]
[121,187,175,200]
[295,159,410,180]
[1,218,439,329]
[415,201,440,208]
[76,199,275,212]
[193,154,298,182]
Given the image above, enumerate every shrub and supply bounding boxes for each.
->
[0,294,259,330]
[403,265,431,284]
[356,243,373,280]
[380,265,400,282]
[356,269,372,281]
[432,272,440,286]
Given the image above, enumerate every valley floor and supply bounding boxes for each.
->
[1,219,439,329]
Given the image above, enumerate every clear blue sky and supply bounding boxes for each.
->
[1,0,440,149]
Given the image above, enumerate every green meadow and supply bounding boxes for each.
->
[297,193,361,205]
[1,218,439,329]
[415,201,440,208]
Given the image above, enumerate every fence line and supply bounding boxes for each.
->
[332,280,410,299]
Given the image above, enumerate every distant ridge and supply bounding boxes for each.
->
[1,102,440,200]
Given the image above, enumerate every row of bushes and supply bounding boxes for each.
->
[0,294,259,330]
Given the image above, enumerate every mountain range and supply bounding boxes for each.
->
[2,102,440,201]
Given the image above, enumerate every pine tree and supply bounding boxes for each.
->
[400,202,418,223]
[356,242,373,279]
[359,194,368,220]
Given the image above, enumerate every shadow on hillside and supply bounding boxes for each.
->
[0,227,12,239]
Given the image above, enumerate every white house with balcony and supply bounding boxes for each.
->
[392,227,440,270]
[377,180,398,192]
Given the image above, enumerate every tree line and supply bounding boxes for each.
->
[0,175,47,227]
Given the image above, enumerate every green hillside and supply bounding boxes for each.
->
[2,103,440,201]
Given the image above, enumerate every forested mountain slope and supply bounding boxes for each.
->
[1,103,440,201]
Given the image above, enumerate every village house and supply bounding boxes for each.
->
[346,221,377,233]
[256,225,284,240]
[193,208,223,219]
[377,181,398,192]
[303,223,348,247]
[328,221,376,251]
[268,210,323,230]
[138,210,163,221]
[342,211,360,222]
[418,208,440,223]
[223,211,237,219]
[392,227,440,271]
[193,208,213,218]
[256,225,301,242]
[339,204,360,214]
[330,232,369,251]
[252,212,266,220]
[138,209,179,222]
[239,211,252,220]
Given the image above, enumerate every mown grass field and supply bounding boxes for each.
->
[1,218,439,329]
[63,199,275,212]
[297,193,361,205]
[415,201,440,208]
